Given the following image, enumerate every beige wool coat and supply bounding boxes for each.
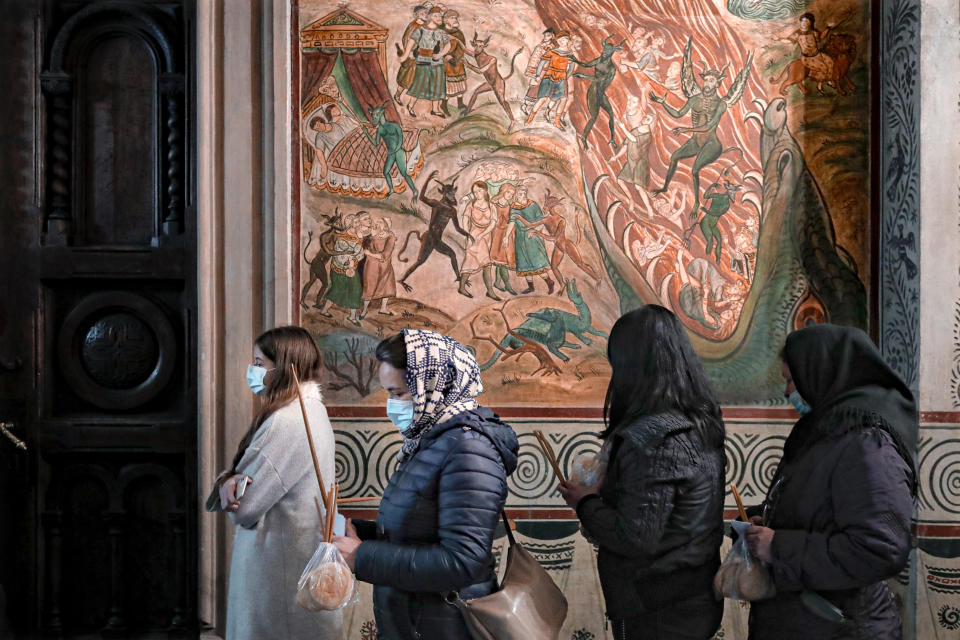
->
[225,382,343,640]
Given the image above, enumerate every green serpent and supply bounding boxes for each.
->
[586,97,865,403]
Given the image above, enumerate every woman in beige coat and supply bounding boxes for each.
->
[216,326,341,639]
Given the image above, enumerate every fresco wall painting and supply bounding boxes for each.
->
[297,0,873,409]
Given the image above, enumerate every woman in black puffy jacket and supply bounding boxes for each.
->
[333,329,519,639]
[744,325,915,639]
[559,306,726,639]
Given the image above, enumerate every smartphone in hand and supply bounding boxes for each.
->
[236,475,250,500]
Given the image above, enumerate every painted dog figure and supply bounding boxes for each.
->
[479,279,607,369]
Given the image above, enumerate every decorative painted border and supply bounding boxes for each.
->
[329,406,960,422]
[953,0,960,410]
[954,151,960,407]
[876,5,923,634]
[332,419,960,525]
[953,296,960,408]
[878,0,922,392]
[327,406,802,420]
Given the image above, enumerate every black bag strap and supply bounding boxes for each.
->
[501,510,516,547]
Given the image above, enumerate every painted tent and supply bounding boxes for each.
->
[300,7,423,198]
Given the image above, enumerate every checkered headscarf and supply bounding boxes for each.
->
[399,329,483,461]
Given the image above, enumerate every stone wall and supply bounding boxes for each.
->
[917,1,960,637]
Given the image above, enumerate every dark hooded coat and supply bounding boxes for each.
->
[749,325,917,640]
[353,408,519,640]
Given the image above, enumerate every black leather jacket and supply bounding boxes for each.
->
[353,408,519,640]
[577,411,725,619]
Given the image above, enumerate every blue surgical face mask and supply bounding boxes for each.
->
[789,389,812,415]
[246,365,269,395]
[386,398,415,433]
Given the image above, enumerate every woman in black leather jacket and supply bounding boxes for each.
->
[333,329,518,639]
[559,306,726,639]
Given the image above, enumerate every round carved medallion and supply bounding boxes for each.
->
[58,292,177,410]
[79,313,160,389]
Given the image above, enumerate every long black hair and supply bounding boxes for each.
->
[601,305,724,449]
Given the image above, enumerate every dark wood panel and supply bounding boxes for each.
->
[39,247,187,278]
[41,0,187,248]
[0,1,198,635]
[40,281,190,420]
[0,0,44,629]
[79,35,159,246]
[58,471,111,631]
[36,422,192,453]
[44,456,188,633]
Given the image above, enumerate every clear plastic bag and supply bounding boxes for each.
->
[296,541,358,611]
[568,446,608,487]
[713,520,776,601]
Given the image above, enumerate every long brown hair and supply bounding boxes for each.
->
[471,180,490,203]
[229,326,323,474]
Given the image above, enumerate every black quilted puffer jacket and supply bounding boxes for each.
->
[577,411,726,620]
[352,408,518,640]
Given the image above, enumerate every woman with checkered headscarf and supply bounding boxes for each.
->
[332,330,519,639]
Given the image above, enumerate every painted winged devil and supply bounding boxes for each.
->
[649,37,753,219]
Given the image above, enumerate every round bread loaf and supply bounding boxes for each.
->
[737,561,775,601]
[713,562,729,597]
[714,555,744,598]
[296,561,354,611]
[571,456,604,485]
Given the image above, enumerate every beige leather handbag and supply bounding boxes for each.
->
[446,512,568,640]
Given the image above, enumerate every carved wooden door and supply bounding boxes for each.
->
[0,1,197,635]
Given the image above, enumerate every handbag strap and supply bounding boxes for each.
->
[445,511,514,607]
[501,510,516,547]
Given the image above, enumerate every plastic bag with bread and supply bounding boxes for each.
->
[713,520,776,602]
[569,453,605,487]
[288,364,358,612]
[568,441,612,487]
[296,540,357,611]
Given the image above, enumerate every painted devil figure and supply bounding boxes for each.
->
[463,32,523,125]
[683,178,742,259]
[300,208,351,310]
[362,102,419,200]
[650,37,753,220]
[397,170,472,291]
[571,35,625,150]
